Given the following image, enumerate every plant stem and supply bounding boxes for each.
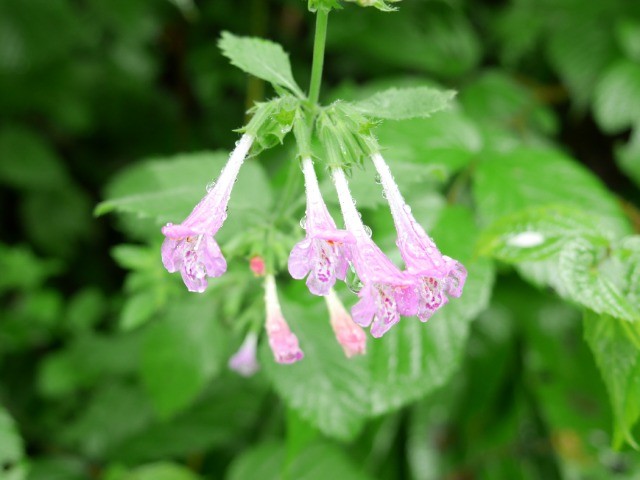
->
[308,9,329,105]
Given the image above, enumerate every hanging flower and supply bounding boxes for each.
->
[289,157,354,296]
[228,332,260,377]
[161,134,254,292]
[264,275,304,363]
[325,288,366,357]
[370,152,467,320]
[331,167,419,338]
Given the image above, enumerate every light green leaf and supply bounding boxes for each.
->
[559,238,640,322]
[109,462,201,480]
[479,205,605,262]
[120,291,159,331]
[584,310,640,449]
[473,148,631,237]
[616,19,640,63]
[227,441,373,480]
[95,151,272,226]
[353,87,456,120]
[593,60,640,133]
[140,297,226,418]
[0,406,24,468]
[218,31,303,97]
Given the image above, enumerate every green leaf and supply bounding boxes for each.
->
[227,441,373,480]
[140,297,226,418]
[593,60,640,133]
[473,148,631,237]
[559,238,640,322]
[352,87,456,120]
[616,19,640,63]
[108,462,201,480]
[0,406,24,468]
[547,16,616,108]
[218,32,302,97]
[120,291,159,331]
[263,206,494,439]
[616,124,640,187]
[478,205,606,262]
[584,311,640,449]
[95,151,272,226]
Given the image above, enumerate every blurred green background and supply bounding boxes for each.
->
[1,0,640,478]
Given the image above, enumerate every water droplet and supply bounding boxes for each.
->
[382,191,387,199]
[374,174,382,184]
[346,266,363,294]
[206,181,216,192]
[403,204,412,213]
[300,215,307,229]
[363,225,372,237]
[235,140,240,147]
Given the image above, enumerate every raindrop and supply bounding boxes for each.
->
[299,215,307,229]
[382,191,387,199]
[206,181,216,192]
[346,266,363,294]
[403,204,412,213]
[363,225,372,237]
[374,174,382,184]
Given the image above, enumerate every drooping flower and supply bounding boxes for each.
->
[288,157,354,296]
[249,255,266,277]
[325,288,366,357]
[264,275,304,364]
[331,167,419,338]
[161,134,254,292]
[228,332,260,377]
[370,152,467,321]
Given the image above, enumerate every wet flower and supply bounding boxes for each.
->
[289,157,353,296]
[325,289,366,357]
[264,275,304,363]
[370,152,466,321]
[228,332,260,377]
[249,255,266,277]
[161,134,254,292]
[331,167,419,338]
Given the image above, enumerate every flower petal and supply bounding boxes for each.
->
[288,239,313,280]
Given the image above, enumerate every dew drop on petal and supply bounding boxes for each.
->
[382,190,387,199]
[404,204,412,213]
[206,181,216,192]
[300,215,307,229]
[363,225,372,238]
[374,174,382,184]
[346,266,363,294]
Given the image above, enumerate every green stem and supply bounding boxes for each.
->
[308,9,329,105]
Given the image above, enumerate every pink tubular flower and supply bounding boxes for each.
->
[228,332,260,377]
[331,168,419,338]
[288,157,353,296]
[325,289,366,358]
[264,275,304,364]
[249,256,266,277]
[370,152,467,321]
[161,134,253,292]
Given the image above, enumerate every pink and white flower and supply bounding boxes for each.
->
[161,134,253,292]
[370,152,466,321]
[325,289,366,357]
[288,158,353,296]
[228,332,260,377]
[264,275,304,364]
[331,167,419,338]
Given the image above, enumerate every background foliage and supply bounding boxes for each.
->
[1,0,640,478]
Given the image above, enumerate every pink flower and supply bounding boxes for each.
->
[228,332,260,377]
[288,158,353,296]
[249,256,266,277]
[161,134,253,292]
[325,289,366,357]
[331,168,419,338]
[264,275,304,364]
[370,152,466,321]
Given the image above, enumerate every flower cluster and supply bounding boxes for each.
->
[160,99,465,372]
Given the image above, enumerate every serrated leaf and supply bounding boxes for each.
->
[584,310,640,449]
[473,148,631,237]
[559,238,640,322]
[218,32,302,97]
[593,60,640,133]
[140,297,226,419]
[352,87,456,120]
[95,151,272,227]
[479,205,605,262]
